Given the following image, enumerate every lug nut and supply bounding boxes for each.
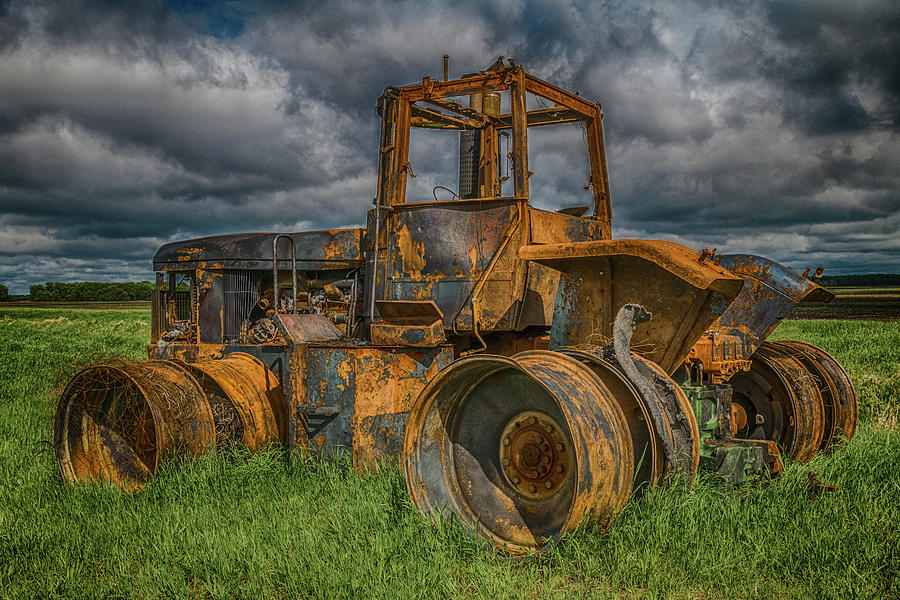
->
[555,443,564,451]
[530,470,539,478]
[538,465,547,474]
[542,455,550,464]
[545,424,554,433]
[545,481,553,489]
[556,465,564,473]
[511,476,520,484]
[502,458,510,466]
[503,436,511,446]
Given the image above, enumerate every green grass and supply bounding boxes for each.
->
[770,319,900,427]
[1,307,898,599]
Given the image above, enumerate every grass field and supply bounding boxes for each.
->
[0,306,898,599]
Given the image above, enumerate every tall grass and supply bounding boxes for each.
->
[0,308,897,599]
[771,319,900,427]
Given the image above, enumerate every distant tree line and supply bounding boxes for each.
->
[2,272,898,303]
[26,281,155,302]
[819,273,900,287]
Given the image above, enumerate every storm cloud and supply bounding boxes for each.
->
[1,0,898,293]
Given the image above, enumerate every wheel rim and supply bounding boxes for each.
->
[730,366,785,442]
[404,351,633,555]
[54,360,215,488]
[635,355,701,478]
[730,346,824,462]
[769,341,837,451]
[772,340,858,444]
[562,349,666,492]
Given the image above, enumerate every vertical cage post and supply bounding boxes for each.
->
[272,235,298,314]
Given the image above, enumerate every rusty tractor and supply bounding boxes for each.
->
[55,57,857,555]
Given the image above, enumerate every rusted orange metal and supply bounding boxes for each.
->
[520,239,744,373]
[55,360,215,488]
[730,344,826,462]
[768,340,858,448]
[291,342,453,470]
[369,300,446,347]
[684,253,834,379]
[686,333,752,383]
[180,353,287,450]
[563,348,667,491]
[404,350,632,555]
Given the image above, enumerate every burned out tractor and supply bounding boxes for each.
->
[55,58,857,555]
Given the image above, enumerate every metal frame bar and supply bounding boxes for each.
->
[272,234,298,314]
[374,60,611,233]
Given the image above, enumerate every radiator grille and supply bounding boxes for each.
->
[173,291,191,321]
[223,270,262,343]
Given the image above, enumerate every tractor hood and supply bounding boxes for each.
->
[153,228,364,271]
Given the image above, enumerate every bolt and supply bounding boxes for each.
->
[545,424,554,433]
[530,470,539,478]
[536,435,544,445]
[555,443,564,451]
[502,458,510,466]
[531,416,538,425]
[755,414,765,425]
[545,480,553,489]
[503,436,511,446]
[512,476,520,484]
[530,484,537,493]
[538,466,546,474]
[556,465,564,473]
[542,455,550,464]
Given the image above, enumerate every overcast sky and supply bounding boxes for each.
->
[1,0,898,293]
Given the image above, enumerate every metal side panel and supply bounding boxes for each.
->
[298,344,453,469]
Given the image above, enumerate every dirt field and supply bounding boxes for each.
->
[788,286,900,320]
[1,300,151,310]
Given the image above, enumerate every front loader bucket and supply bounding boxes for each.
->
[714,254,834,355]
[520,239,744,374]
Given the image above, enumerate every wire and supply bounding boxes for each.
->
[432,186,460,201]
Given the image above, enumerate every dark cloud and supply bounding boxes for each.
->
[1,0,899,294]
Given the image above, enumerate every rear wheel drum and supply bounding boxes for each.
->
[562,349,667,492]
[54,360,215,488]
[768,340,857,446]
[178,352,286,450]
[729,345,825,462]
[403,351,633,555]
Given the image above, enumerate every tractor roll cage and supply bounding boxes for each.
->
[375,58,612,231]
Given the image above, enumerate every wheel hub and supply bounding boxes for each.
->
[499,411,571,499]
